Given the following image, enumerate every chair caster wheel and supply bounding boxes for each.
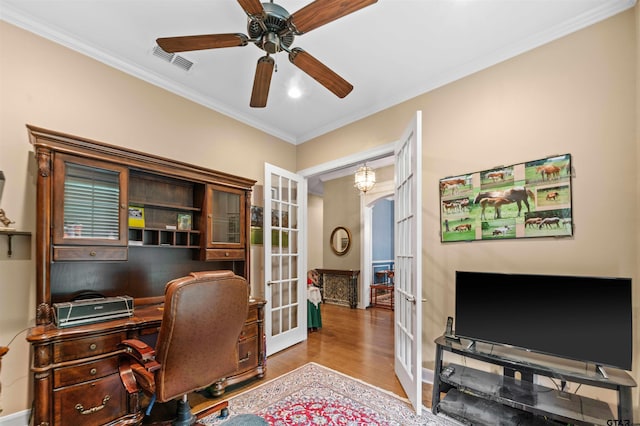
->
[219,407,229,419]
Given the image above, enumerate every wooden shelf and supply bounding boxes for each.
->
[128,200,201,212]
[0,229,31,257]
[128,228,200,247]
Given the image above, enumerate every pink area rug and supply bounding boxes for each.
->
[200,362,453,425]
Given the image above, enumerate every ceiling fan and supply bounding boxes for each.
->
[156,0,377,108]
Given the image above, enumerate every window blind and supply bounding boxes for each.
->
[63,163,120,239]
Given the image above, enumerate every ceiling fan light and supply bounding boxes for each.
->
[288,86,302,99]
[262,32,280,54]
[354,165,376,193]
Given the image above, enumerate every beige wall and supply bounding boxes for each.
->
[0,21,296,415]
[322,175,360,270]
[299,8,639,418]
[635,2,640,414]
[307,194,324,271]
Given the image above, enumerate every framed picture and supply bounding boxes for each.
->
[440,154,572,242]
[177,213,192,230]
[250,205,264,245]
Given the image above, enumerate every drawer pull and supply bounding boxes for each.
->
[239,352,251,363]
[89,251,97,257]
[75,395,110,415]
[89,368,97,376]
[89,343,97,351]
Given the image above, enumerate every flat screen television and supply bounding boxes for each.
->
[454,271,632,371]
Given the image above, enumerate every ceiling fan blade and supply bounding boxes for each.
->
[250,56,275,108]
[289,0,377,34]
[237,0,265,17]
[289,48,353,98]
[156,33,248,53]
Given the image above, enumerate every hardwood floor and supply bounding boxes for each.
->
[193,303,434,414]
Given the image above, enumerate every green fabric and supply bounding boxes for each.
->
[307,300,322,329]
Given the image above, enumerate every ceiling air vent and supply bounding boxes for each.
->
[172,55,194,71]
[152,45,194,72]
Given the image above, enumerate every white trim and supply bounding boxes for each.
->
[422,367,435,385]
[360,180,395,309]
[0,409,29,426]
[1,1,633,145]
[297,142,396,178]
[294,0,637,143]
[0,4,297,144]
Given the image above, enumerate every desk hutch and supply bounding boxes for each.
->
[25,126,266,426]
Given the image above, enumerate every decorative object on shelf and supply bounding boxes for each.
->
[128,205,145,228]
[177,213,192,230]
[440,153,573,242]
[354,164,376,193]
[0,208,15,230]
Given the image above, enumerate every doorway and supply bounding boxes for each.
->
[299,142,395,306]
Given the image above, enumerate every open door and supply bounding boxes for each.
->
[394,111,423,414]
[264,163,307,355]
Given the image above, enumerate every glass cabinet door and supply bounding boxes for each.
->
[53,153,128,246]
[206,184,245,248]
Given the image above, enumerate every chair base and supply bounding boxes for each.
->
[174,399,196,426]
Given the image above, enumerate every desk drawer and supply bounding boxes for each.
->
[203,248,245,261]
[54,356,119,388]
[53,246,128,261]
[239,323,258,341]
[246,305,258,323]
[53,373,126,426]
[53,332,127,363]
[238,336,258,371]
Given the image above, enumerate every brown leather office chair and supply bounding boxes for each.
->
[119,270,249,425]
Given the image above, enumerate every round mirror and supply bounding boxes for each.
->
[330,226,352,256]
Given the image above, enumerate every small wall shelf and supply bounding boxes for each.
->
[0,229,31,257]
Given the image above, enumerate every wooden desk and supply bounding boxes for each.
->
[27,299,266,426]
[25,127,262,425]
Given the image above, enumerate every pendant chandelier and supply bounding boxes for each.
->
[354,165,376,193]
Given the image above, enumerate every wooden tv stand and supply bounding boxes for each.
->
[432,335,636,425]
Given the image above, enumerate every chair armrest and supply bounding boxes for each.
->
[120,339,161,372]
[119,359,157,395]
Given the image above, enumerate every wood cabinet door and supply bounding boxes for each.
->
[204,184,246,250]
[52,153,128,247]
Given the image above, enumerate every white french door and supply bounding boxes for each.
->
[394,111,423,414]
[264,163,307,356]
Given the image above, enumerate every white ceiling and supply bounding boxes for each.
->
[1,0,634,146]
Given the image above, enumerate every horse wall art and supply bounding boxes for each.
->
[440,153,572,242]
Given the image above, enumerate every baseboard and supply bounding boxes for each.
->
[422,366,435,384]
[0,409,29,426]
